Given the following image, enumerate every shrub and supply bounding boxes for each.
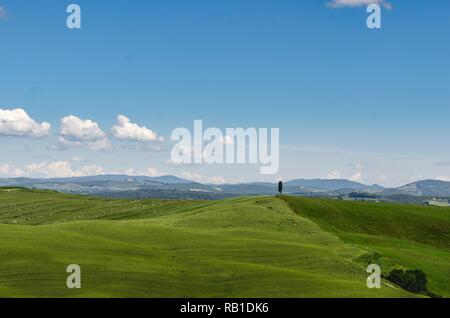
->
[387,269,428,293]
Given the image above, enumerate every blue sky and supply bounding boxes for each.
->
[0,0,449,186]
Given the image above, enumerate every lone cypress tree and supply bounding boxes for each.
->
[278,181,283,195]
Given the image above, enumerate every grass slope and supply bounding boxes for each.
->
[0,188,205,225]
[0,188,440,297]
[283,196,450,297]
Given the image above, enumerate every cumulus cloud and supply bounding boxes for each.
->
[145,168,161,177]
[85,138,112,151]
[36,161,104,178]
[24,162,48,175]
[111,115,163,142]
[0,164,24,177]
[57,136,112,151]
[0,108,51,137]
[121,167,165,177]
[210,176,226,184]
[58,115,111,151]
[327,0,392,9]
[60,115,106,141]
[37,161,76,178]
[350,172,364,182]
[181,172,226,184]
[1,157,166,179]
[325,170,341,179]
[0,161,105,178]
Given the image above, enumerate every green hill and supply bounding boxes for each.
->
[283,196,450,297]
[0,187,448,297]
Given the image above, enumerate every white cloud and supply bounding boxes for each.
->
[0,108,51,137]
[111,115,163,142]
[327,0,392,9]
[350,172,364,182]
[122,168,137,176]
[120,167,165,177]
[77,164,105,176]
[26,161,104,178]
[0,164,24,177]
[60,115,106,141]
[86,138,112,151]
[145,168,161,177]
[181,172,203,182]
[181,172,226,184]
[1,161,105,178]
[43,161,76,178]
[325,170,341,179]
[25,162,48,175]
[210,176,226,184]
[58,115,111,151]
[57,136,112,151]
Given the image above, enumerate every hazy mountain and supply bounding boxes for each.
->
[0,174,207,198]
[150,175,194,184]
[384,180,450,197]
[0,174,192,185]
[1,175,450,201]
[43,174,193,184]
[285,179,384,192]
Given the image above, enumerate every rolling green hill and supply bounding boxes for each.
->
[283,196,450,297]
[0,187,448,297]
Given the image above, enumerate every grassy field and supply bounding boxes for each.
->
[283,196,450,297]
[0,188,448,298]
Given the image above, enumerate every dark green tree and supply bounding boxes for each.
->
[278,181,283,195]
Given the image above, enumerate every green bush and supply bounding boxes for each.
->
[387,269,428,293]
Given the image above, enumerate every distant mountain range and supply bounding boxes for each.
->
[1,175,450,203]
[380,180,450,197]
